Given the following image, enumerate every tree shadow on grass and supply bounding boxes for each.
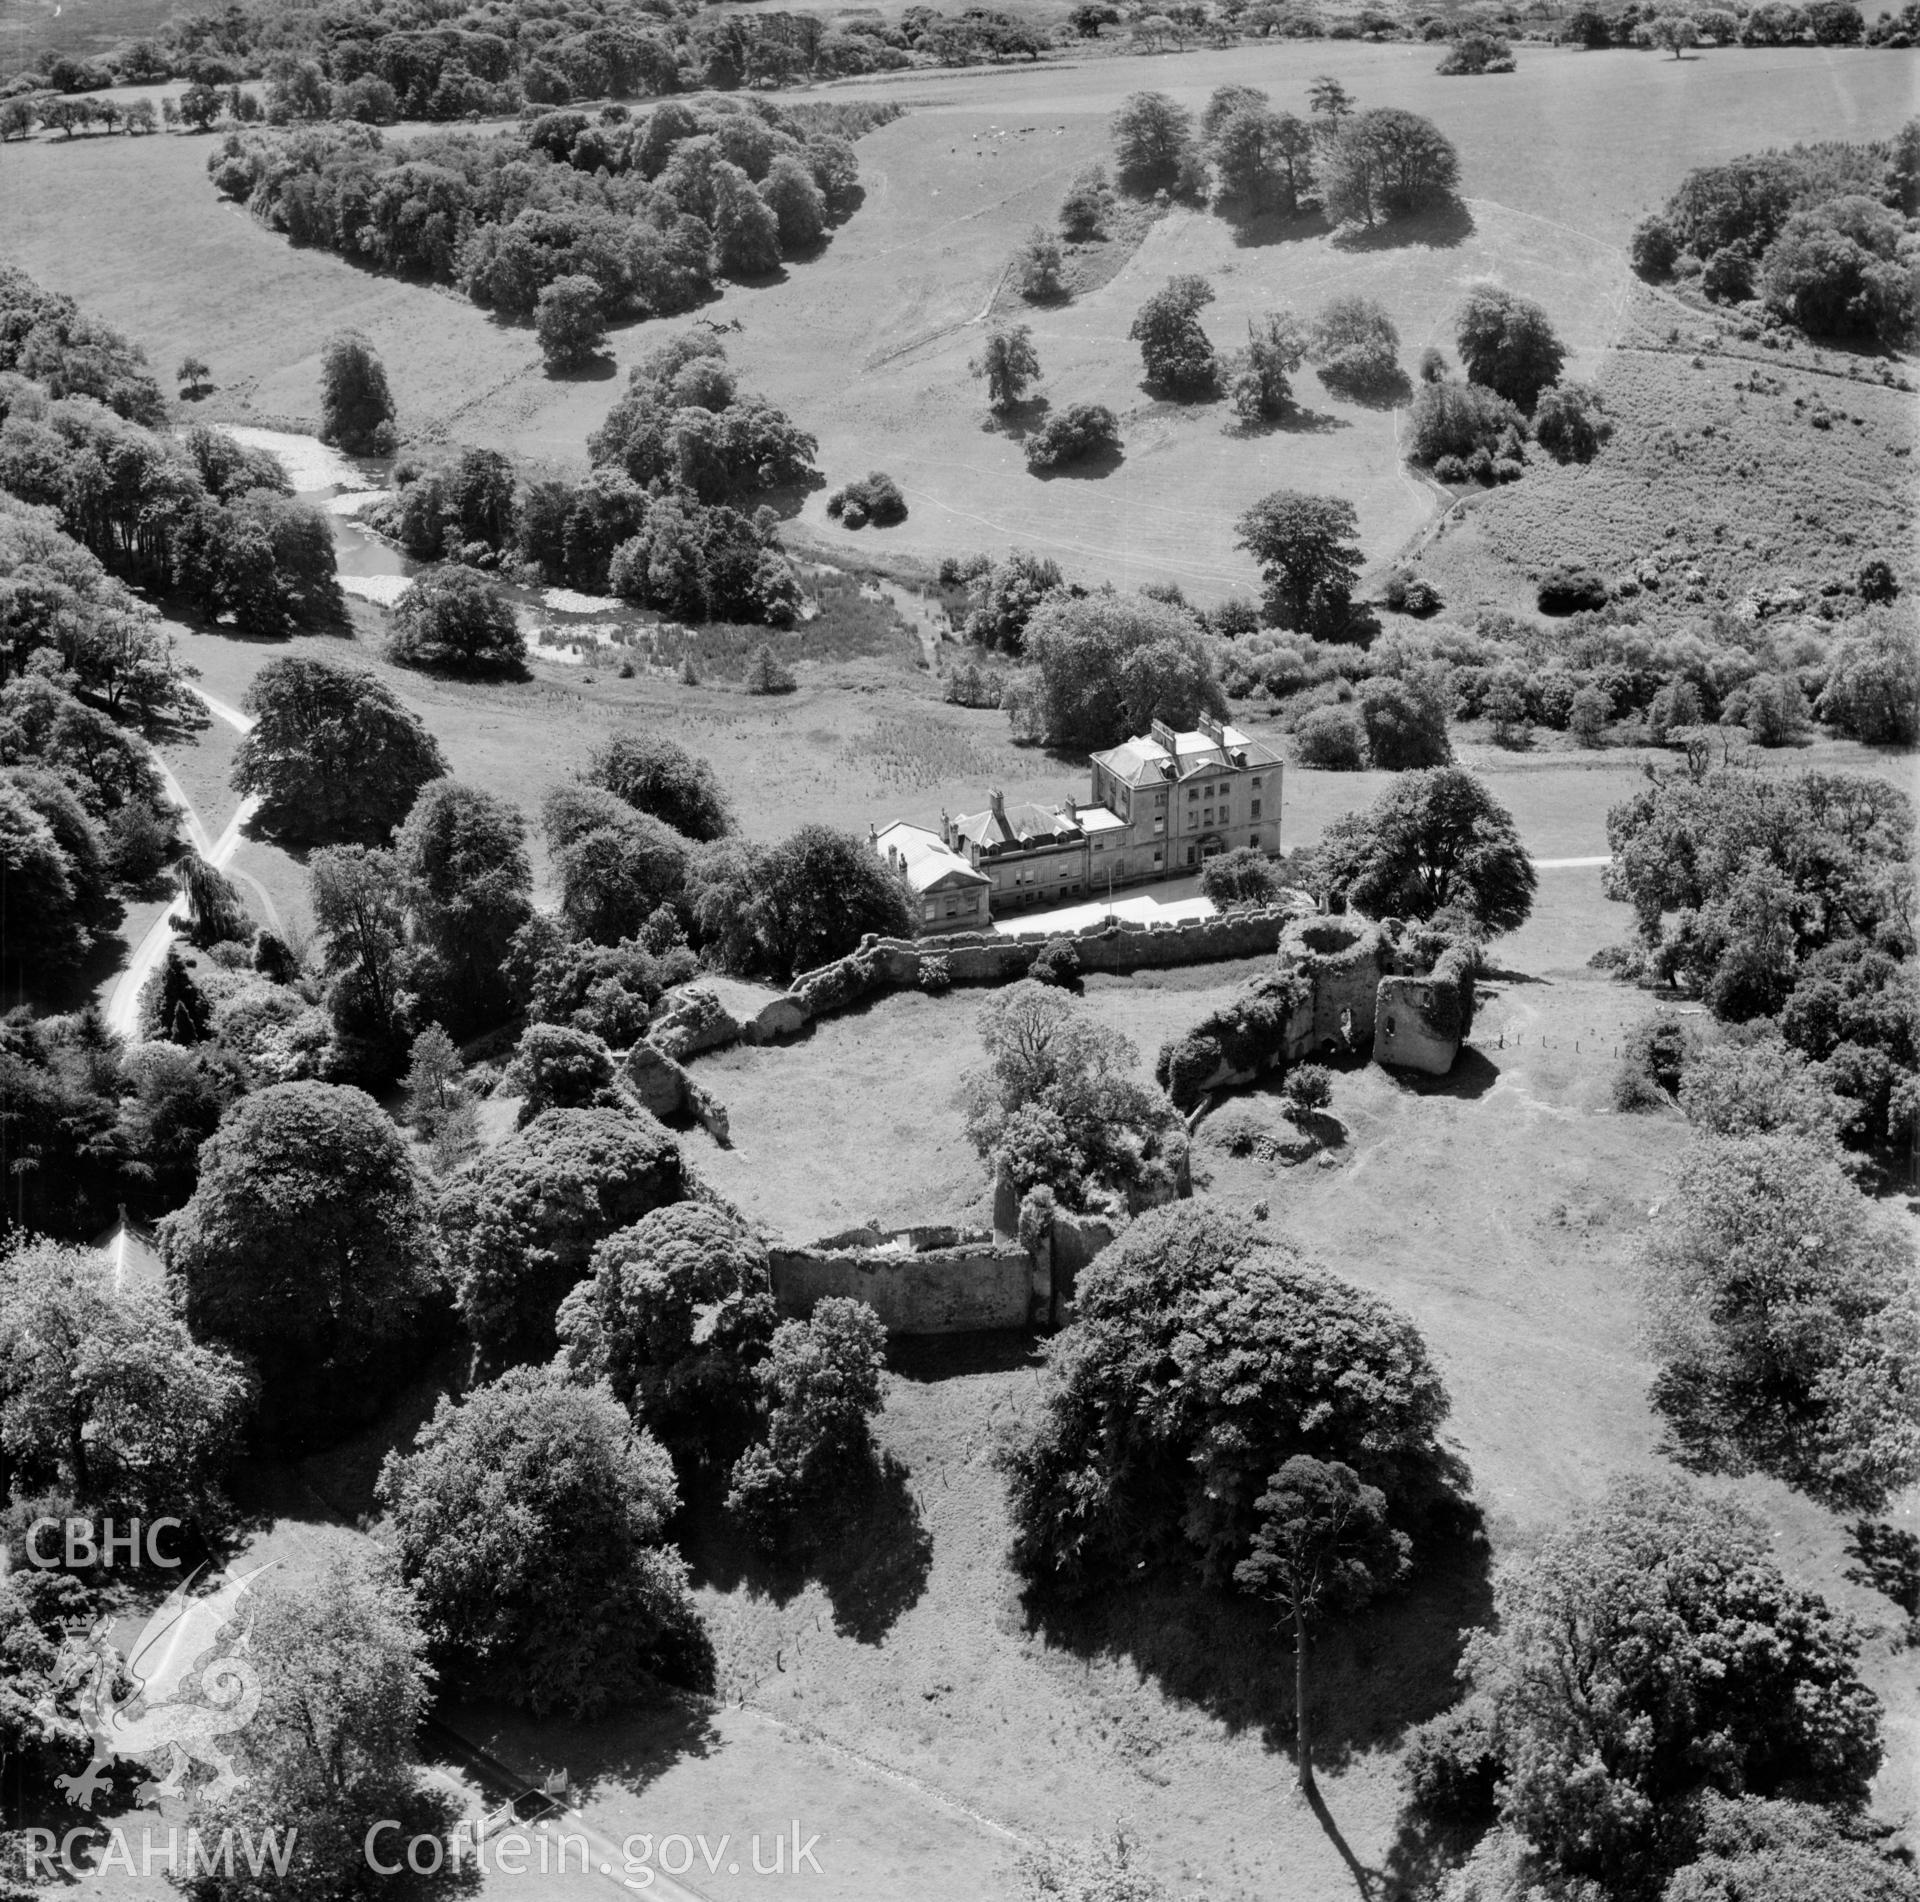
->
[429,1692,723,1818]
[682,1451,933,1645]
[1226,404,1350,439]
[1029,443,1125,481]
[1845,1520,1920,1642]
[1332,198,1476,253]
[390,652,536,686]
[889,1329,1042,1382]
[752,468,830,524]
[542,349,620,383]
[1315,365,1415,411]
[1229,204,1333,250]
[981,393,1052,440]
[1018,1488,1494,1778]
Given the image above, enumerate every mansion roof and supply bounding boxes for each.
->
[1091,719,1284,788]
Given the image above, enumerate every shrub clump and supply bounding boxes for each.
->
[1025,402,1122,473]
[1308,295,1402,401]
[1294,703,1366,769]
[387,567,526,675]
[1536,564,1608,614]
[1408,377,1523,465]
[1437,31,1515,71]
[826,470,908,528]
[1531,381,1612,464]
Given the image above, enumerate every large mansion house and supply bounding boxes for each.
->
[874,716,1284,926]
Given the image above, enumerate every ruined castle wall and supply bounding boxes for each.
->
[768,1238,1033,1334]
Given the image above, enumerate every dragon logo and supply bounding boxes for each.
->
[56,1564,274,1812]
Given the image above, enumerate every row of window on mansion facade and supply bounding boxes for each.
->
[872,716,1285,927]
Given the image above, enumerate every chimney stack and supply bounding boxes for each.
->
[989,787,1008,822]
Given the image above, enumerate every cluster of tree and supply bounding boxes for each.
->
[0,494,206,1000]
[1222,581,1914,763]
[1402,288,1611,491]
[1112,81,1461,234]
[1603,765,1915,1155]
[1632,128,1920,346]
[16,0,1047,105]
[0,1093,886,1882]
[209,95,875,326]
[0,264,166,424]
[1291,668,1453,771]
[363,336,809,627]
[1311,766,1535,933]
[1405,1474,1902,1900]
[1436,28,1515,70]
[825,469,907,527]
[1124,275,1407,424]
[1000,588,1227,750]
[1640,1113,1918,1511]
[1004,1202,1456,1789]
[1567,0,1897,46]
[0,91,162,138]
[0,276,345,638]
[962,979,1184,1211]
[0,1169,886,1892]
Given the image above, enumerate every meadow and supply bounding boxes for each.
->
[5,43,1915,605]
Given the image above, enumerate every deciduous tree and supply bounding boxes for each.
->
[971,324,1042,411]
[1012,590,1225,749]
[556,1203,778,1463]
[542,785,692,944]
[534,274,606,371]
[317,331,396,455]
[387,566,526,675]
[188,1556,436,1902]
[1643,1132,1920,1509]
[1455,284,1567,410]
[1452,1475,1883,1892]
[1128,274,1218,395]
[1234,1456,1410,1796]
[580,730,734,841]
[726,1297,888,1542]
[1317,766,1535,932]
[437,1105,687,1369]
[395,778,532,1032]
[164,1082,439,1443]
[377,1365,709,1714]
[1234,489,1362,634]
[232,654,447,845]
[1004,1203,1449,1590]
[1110,90,1195,190]
[0,1235,252,1522]
[1320,107,1460,229]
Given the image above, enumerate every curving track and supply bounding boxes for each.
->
[105,686,264,1037]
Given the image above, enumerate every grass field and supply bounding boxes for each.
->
[4,44,1915,604]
